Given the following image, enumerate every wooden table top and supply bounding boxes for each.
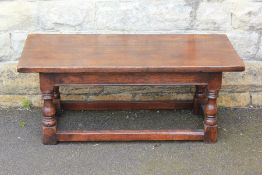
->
[17,34,244,73]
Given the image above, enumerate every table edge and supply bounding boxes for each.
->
[17,65,245,73]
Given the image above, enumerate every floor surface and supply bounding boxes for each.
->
[0,108,261,175]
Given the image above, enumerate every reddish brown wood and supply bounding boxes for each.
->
[193,85,207,115]
[17,34,245,144]
[40,74,57,145]
[17,34,245,73]
[56,130,204,141]
[61,100,193,110]
[49,72,209,85]
[204,73,222,143]
[53,86,61,110]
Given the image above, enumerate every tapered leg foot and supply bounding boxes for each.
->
[204,124,217,143]
[42,126,57,145]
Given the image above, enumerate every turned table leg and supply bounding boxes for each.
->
[204,73,222,143]
[40,74,57,145]
[193,85,207,115]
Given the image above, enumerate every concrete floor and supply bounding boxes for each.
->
[0,108,262,175]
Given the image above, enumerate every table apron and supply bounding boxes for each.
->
[39,72,218,86]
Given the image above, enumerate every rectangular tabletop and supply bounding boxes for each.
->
[17,34,244,73]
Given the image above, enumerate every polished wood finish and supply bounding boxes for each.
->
[61,100,193,110]
[40,75,57,144]
[56,130,204,141]
[17,34,244,73]
[17,34,245,145]
[43,72,210,85]
[204,73,222,143]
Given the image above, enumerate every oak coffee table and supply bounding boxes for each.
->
[17,34,245,144]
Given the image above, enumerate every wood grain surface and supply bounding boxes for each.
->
[17,34,245,73]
